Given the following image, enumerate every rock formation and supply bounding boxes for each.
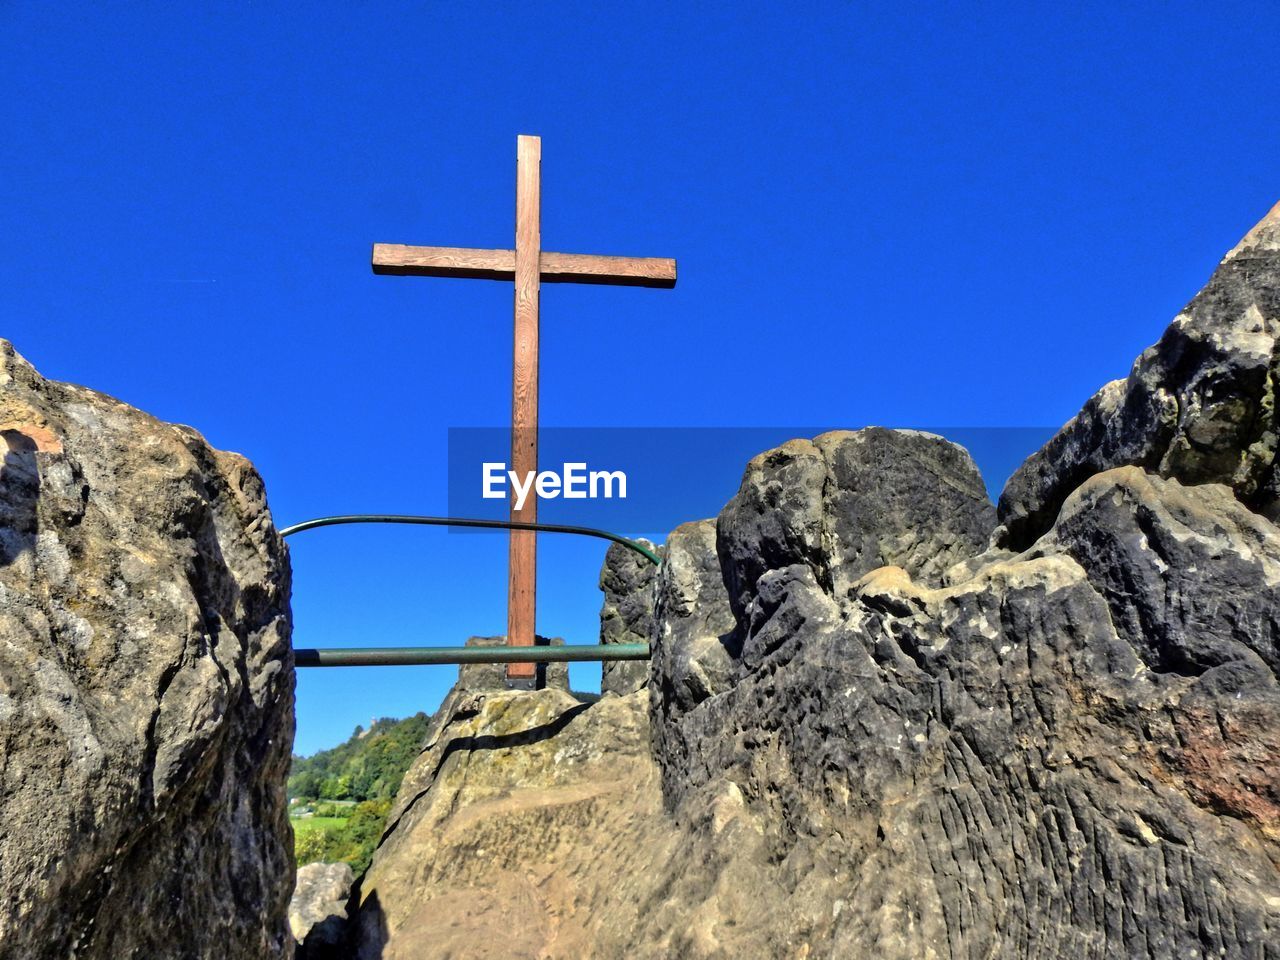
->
[292,862,355,959]
[648,519,737,740]
[998,199,1280,549]
[0,342,295,959]
[717,428,995,611]
[598,538,660,695]
[347,201,1280,959]
[348,656,647,959]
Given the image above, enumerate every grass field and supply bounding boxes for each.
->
[290,815,348,837]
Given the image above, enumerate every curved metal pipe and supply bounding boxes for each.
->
[279,513,662,566]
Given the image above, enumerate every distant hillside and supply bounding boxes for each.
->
[288,713,431,873]
[289,713,430,803]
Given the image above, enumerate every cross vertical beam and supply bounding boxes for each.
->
[507,134,541,681]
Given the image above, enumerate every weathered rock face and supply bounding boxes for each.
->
[717,428,996,620]
[0,341,295,959]
[349,689,665,960]
[636,207,1280,957]
[651,429,996,807]
[998,199,1280,548]
[598,539,660,696]
[648,467,1280,956]
[649,520,736,715]
[1041,469,1280,833]
[351,202,1280,959]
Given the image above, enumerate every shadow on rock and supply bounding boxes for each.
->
[0,429,39,565]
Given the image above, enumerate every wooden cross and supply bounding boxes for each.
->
[371,135,676,683]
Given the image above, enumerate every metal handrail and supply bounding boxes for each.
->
[282,514,659,667]
[280,514,662,566]
[294,643,650,667]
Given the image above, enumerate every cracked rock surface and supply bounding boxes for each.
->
[0,341,294,959]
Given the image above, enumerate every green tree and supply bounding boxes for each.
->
[289,712,430,804]
[318,774,351,800]
[290,769,323,800]
[290,712,431,876]
[294,828,329,864]
[293,799,394,875]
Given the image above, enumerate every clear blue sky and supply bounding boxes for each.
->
[3,3,1277,754]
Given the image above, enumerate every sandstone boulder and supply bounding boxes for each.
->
[717,428,996,621]
[0,341,294,958]
[644,466,1280,956]
[349,689,665,960]
[291,861,354,959]
[648,519,736,712]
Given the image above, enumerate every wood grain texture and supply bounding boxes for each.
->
[506,134,541,679]
[538,251,676,287]
[372,244,676,288]
[371,244,514,279]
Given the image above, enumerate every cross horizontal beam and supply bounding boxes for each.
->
[371,243,677,288]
